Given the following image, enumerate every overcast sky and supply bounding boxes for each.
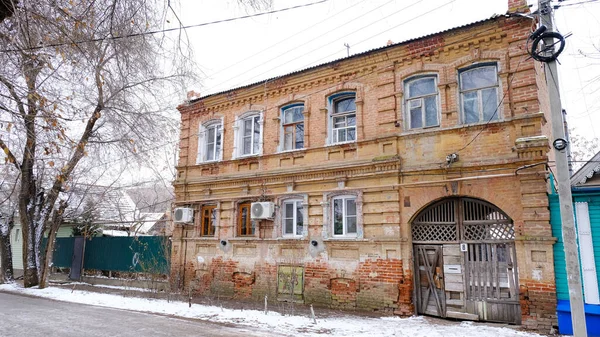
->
[171,0,599,145]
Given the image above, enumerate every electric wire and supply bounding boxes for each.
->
[0,0,331,53]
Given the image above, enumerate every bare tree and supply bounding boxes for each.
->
[0,0,193,288]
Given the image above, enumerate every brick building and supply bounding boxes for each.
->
[173,1,557,332]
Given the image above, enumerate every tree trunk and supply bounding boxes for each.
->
[38,229,56,289]
[39,200,67,289]
[0,215,14,283]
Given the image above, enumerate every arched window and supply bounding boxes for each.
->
[404,75,439,129]
[281,104,304,151]
[329,93,356,144]
[197,119,223,164]
[233,111,263,158]
[459,64,500,124]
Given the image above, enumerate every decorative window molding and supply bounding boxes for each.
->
[322,190,363,239]
[404,75,440,129]
[233,111,263,159]
[279,103,305,152]
[327,92,357,145]
[458,63,501,124]
[197,118,223,164]
[274,194,309,239]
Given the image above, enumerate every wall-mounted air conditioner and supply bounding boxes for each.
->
[174,207,194,223]
[250,202,274,220]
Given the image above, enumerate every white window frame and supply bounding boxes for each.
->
[404,75,440,129]
[280,104,305,152]
[282,199,304,237]
[197,119,223,164]
[233,111,263,159]
[328,93,356,145]
[331,195,357,238]
[459,64,500,124]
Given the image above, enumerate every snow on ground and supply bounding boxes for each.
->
[0,283,545,337]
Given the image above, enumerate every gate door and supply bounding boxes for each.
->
[414,245,445,317]
[412,197,519,324]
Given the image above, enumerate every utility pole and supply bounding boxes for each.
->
[538,1,587,335]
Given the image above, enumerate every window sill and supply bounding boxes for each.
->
[234,154,260,160]
[326,141,357,147]
[196,159,222,165]
[324,236,364,241]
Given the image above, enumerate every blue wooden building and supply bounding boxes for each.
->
[551,151,600,336]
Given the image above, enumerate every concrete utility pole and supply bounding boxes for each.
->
[538,1,587,336]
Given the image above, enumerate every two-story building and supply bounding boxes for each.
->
[173,0,556,332]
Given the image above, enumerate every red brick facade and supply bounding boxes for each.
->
[172,2,556,333]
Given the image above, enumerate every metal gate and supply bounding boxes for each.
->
[412,197,519,324]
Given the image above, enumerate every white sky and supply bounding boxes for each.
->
[170,0,599,142]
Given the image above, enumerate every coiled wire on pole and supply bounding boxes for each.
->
[527,25,566,63]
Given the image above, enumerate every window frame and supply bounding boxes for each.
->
[458,63,501,124]
[282,199,304,237]
[328,93,357,145]
[199,205,217,237]
[331,195,358,238]
[237,202,254,236]
[280,104,305,152]
[234,112,263,158]
[404,75,440,130]
[197,119,223,164]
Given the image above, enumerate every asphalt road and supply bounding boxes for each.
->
[0,292,277,337]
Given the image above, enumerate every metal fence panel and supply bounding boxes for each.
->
[50,236,170,274]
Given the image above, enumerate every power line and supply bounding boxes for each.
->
[217,0,430,93]
[0,0,331,53]
[202,0,370,85]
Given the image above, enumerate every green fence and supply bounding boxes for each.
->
[52,236,170,274]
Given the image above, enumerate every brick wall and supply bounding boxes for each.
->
[171,10,556,334]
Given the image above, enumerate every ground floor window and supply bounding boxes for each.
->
[237,202,254,236]
[200,205,217,236]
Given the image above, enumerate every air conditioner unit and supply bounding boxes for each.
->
[251,202,274,220]
[174,207,194,223]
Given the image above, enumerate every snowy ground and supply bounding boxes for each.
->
[0,283,547,337]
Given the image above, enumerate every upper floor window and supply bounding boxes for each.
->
[330,93,356,144]
[197,120,223,163]
[332,195,357,237]
[459,64,499,124]
[282,199,303,237]
[234,112,262,158]
[281,104,304,151]
[405,76,439,129]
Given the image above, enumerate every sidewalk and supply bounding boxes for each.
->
[0,278,551,337]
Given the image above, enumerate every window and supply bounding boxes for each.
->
[239,115,261,156]
[332,196,357,237]
[330,94,356,144]
[459,64,499,124]
[282,200,303,237]
[237,202,254,236]
[14,228,20,242]
[197,120,223,163]
[281,105,304,151]
[405,76,439,129]
[200,205,216,236]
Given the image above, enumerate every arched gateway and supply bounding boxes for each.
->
[411,197,520,324]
